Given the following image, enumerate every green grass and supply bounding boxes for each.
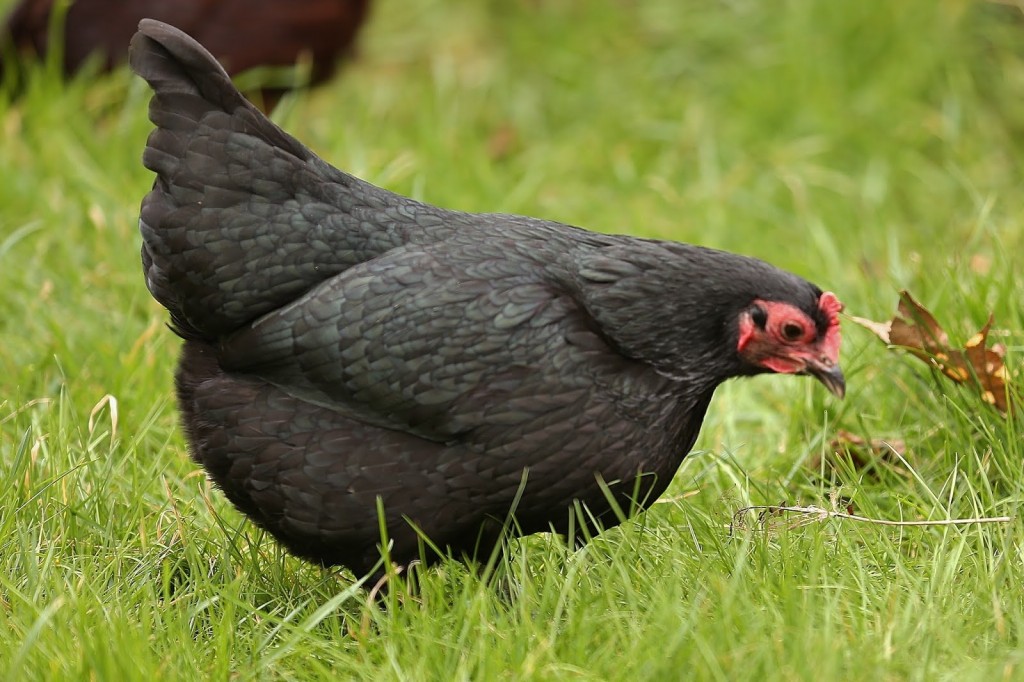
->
[1,0,1022,678]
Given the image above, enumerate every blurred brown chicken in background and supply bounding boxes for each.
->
[0,0,371,107]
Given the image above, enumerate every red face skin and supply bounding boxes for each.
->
[736,292,845,397]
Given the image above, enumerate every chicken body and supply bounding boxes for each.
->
[1,0,369,107]
[130,20,843,579]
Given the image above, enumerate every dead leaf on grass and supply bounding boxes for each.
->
[808,429,910,478]
[850,291,1017,415]
[487,123,519,161]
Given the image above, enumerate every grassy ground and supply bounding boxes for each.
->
[1,0,1022,679]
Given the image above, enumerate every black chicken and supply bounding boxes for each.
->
[1,0,369,108]
[130,20,845,580]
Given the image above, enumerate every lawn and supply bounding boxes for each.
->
[1,0,1022,679]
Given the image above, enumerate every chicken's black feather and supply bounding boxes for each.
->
[131,19,836,580]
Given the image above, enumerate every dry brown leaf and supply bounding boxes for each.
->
[850,291,1017,415]
[487,123,519,161]
[808,429,910,478]
[969,254,992,275]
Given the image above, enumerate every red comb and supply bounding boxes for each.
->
[818,291,843,361]
[818,291,844,319]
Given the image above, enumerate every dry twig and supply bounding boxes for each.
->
[731,504,1013,534]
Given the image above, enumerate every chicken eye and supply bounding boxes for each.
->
[750,305,767,329]
[781,321,804,341]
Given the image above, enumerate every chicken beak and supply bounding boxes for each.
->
[805,359,846,399]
